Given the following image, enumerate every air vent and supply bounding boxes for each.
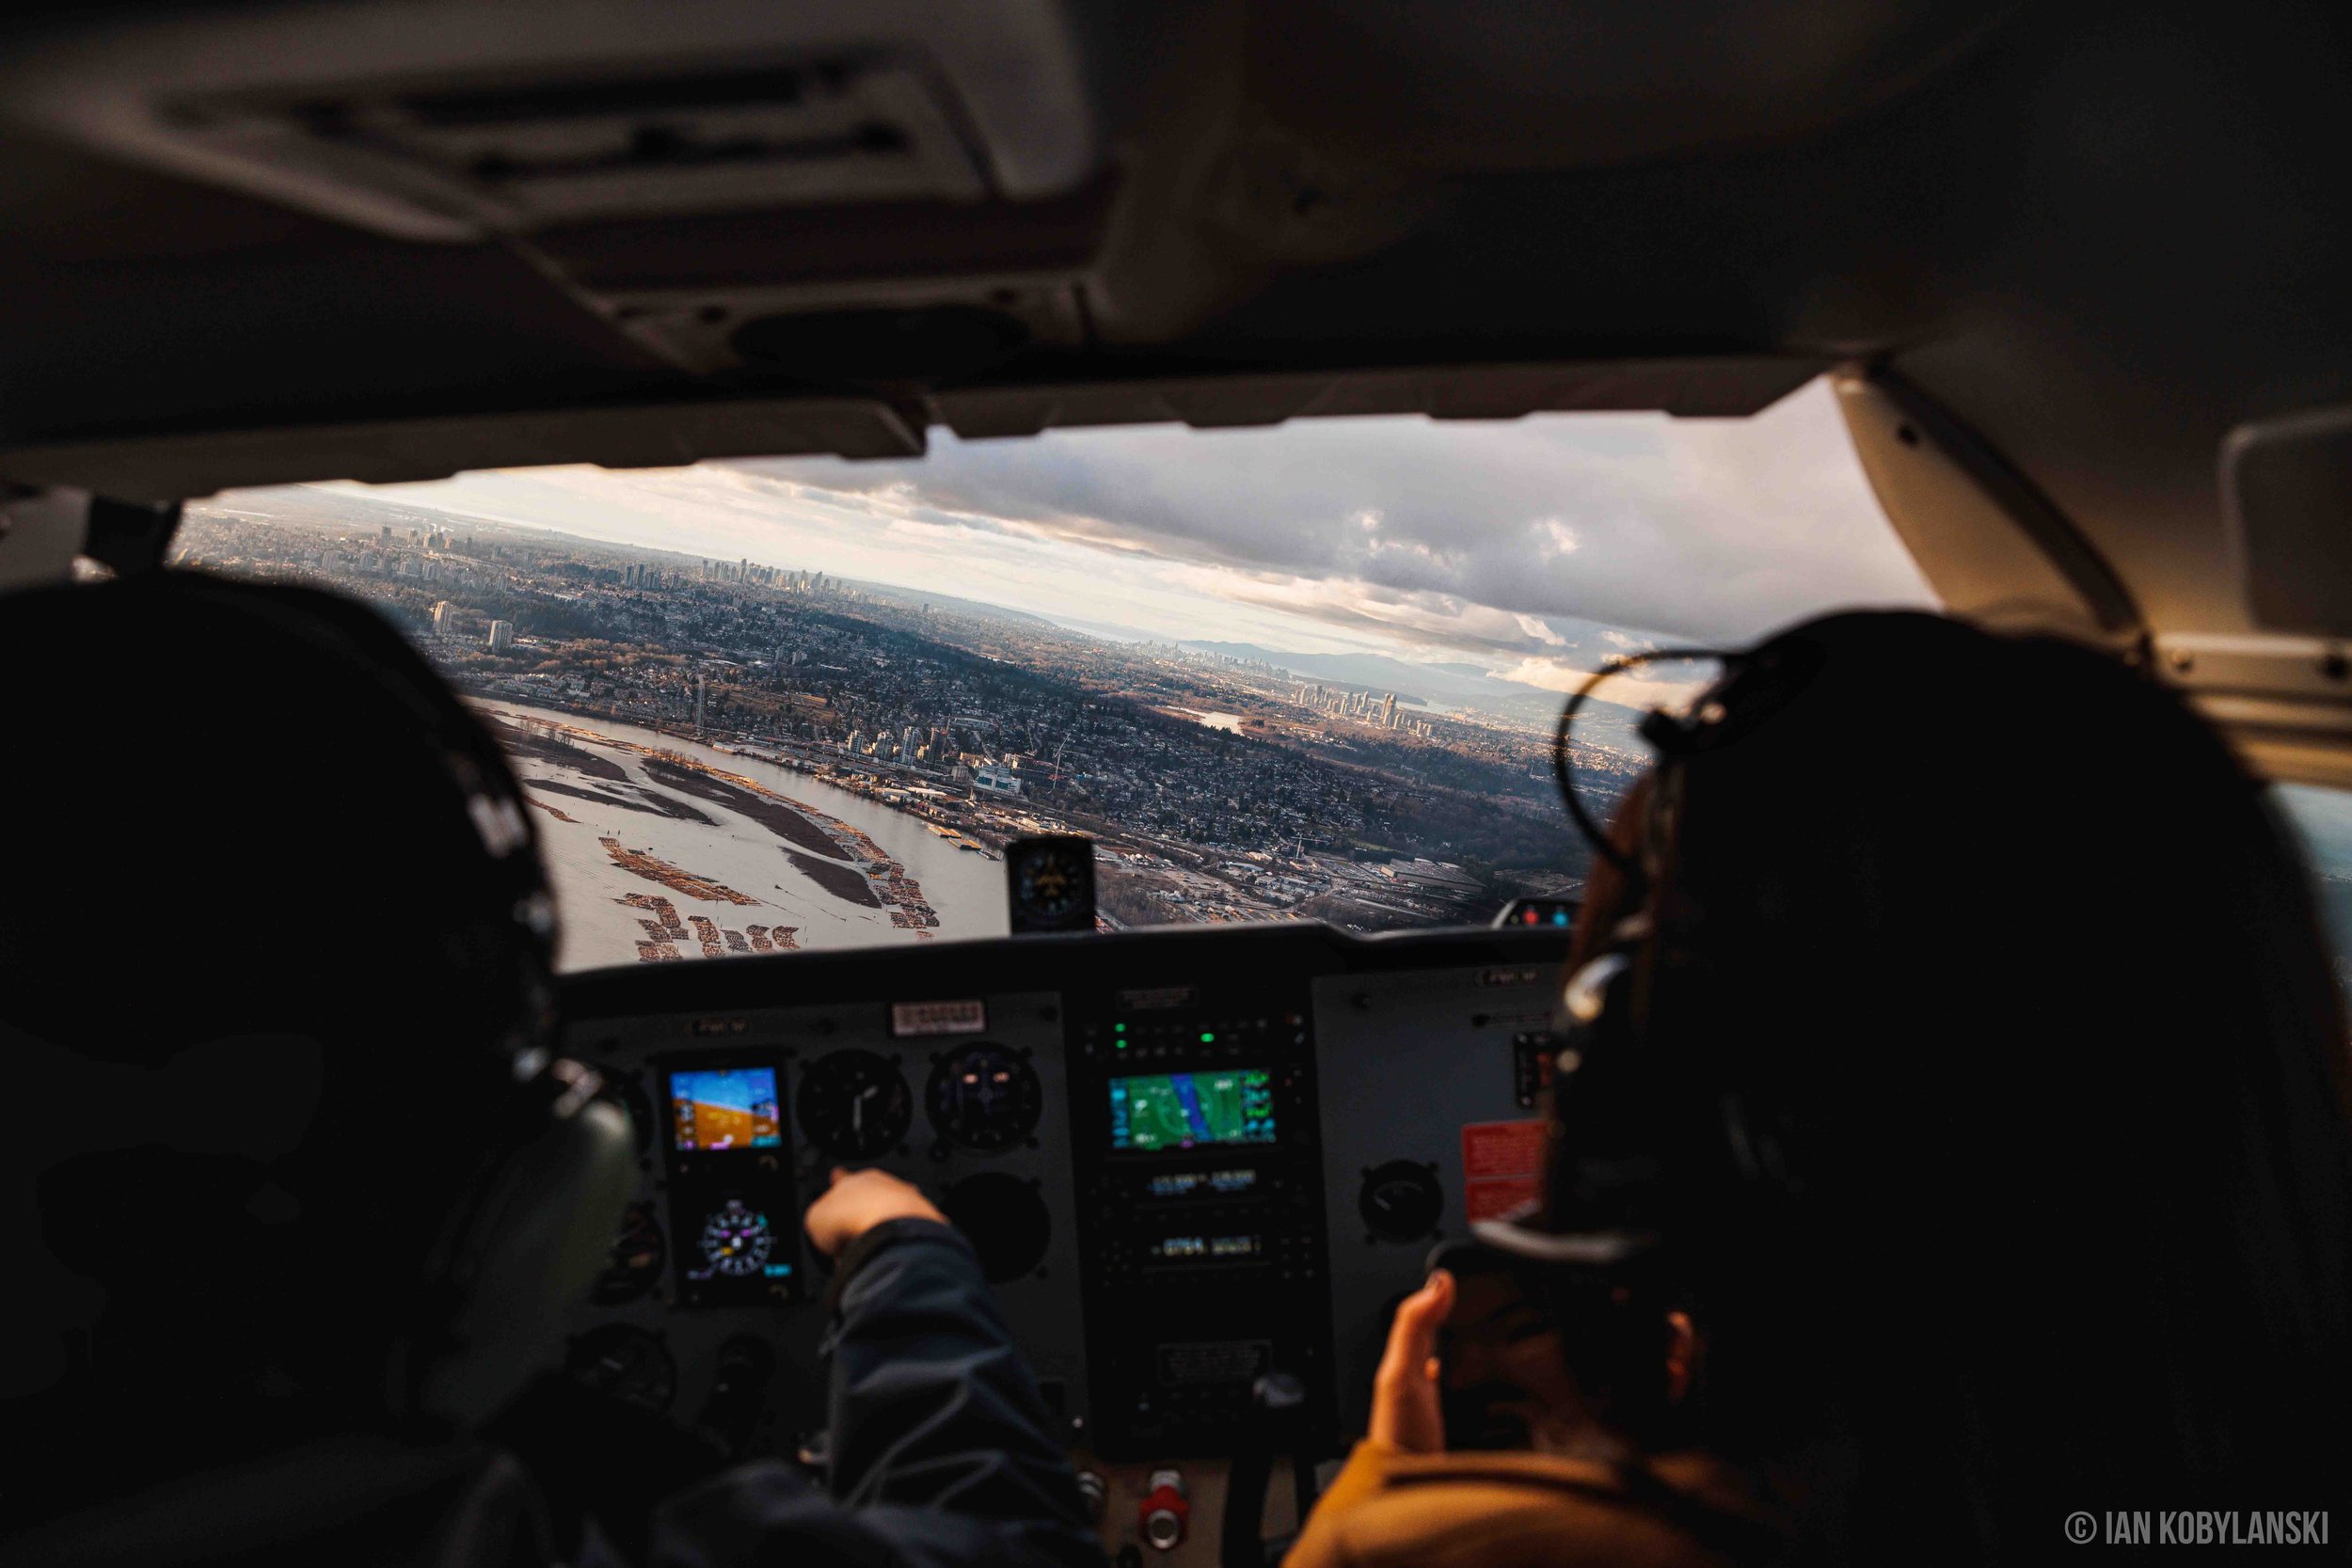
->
[160,55,988,237]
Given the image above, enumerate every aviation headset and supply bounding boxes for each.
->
[1478,626,1838,1272]
[120,575,638,1426]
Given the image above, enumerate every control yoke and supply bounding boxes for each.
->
[1221,1371,1318,1568]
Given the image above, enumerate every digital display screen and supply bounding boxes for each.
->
[669,1067,782,1151]
[1150,1233,1263,1260]
[683,1196,793,1283]
[1109,1069,1277,1151]
[1145,1168,1262,1198]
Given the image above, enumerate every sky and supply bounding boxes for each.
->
[283,376,1934,707]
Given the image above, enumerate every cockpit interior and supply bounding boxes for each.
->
[9,4,2352,1564]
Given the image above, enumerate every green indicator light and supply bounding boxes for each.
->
[1200,1032,1216,1044]
[1116,1040,1126,1049]
[1114,1022,1126,1032]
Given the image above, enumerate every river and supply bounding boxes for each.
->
[486,703,1009,970]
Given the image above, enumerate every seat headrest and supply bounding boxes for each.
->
[0,571,554,1057]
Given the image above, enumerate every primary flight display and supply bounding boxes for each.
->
[670,1067,784,1151]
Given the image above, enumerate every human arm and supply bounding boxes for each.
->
[640,1169,1102,1568]
[1284,1269,1454,1567]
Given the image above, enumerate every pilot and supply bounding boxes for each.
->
[1290,610,2352,1565]
[0,574,1097,1568]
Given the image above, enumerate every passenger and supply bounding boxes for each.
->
[0,576,1097,1568]
[1292,610,2352,1565]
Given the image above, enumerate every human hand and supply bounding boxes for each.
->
[1369,1268,1454,1454]
[803,1166,946,1259]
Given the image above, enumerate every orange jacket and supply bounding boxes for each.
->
[1286,1442,1783,1568]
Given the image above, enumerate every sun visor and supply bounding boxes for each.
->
[0,360,1820,502]
[2225,406,2352,638]
[0,398,924,504]
[936,357,1825,439]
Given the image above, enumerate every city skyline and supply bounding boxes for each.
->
[171,506,1628,958]
[231,378,1932,715]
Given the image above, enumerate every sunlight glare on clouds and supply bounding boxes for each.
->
[1536,517,1580,558]
[311,377,1933,700]
[1492,655,1715,712]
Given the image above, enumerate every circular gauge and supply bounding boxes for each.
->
[797,1050,913,1160]
[941,1172,1052,1283]
[565,1325,676,1412]
[927,1043,1041,1152]
[591,1201,667,1305]
[698,1197,775,1277]
[1009,838,1094,930]
[1359,1161,1444,1243]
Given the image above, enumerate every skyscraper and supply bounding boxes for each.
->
[430,600,453,637]
[485,619,515,651]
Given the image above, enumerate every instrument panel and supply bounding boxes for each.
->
[555,921,1569,1559]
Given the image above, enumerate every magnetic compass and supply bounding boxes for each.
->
[1005,834,1096,933]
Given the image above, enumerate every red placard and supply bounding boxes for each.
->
[1461,1118,1547,1180]
[1461,1118,1548,1224]
[1465,1176,1540,1221]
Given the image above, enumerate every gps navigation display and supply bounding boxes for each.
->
[670,1066,783,1151]
[1109,1069,1278,1151]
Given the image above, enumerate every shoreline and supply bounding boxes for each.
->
[486,705,952,959]
[475,693,1397,945]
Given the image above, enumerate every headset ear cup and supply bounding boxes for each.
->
[411,1097,636,1426]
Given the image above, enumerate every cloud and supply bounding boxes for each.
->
[1491,654,1717,711]
[721,377,1933,645]
[259,376,1934,696]
[1536,518,1579,558]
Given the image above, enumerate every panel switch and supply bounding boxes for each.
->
[1139,1468,1189,1551]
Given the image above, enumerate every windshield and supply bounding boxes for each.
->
[175,378,1931,969]
[2276,785,2352,996]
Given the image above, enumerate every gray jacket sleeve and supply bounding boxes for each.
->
[637,1220,1103,1568]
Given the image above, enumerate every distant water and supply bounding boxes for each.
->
[1170,708,1245,733]
[491,703,1009,970]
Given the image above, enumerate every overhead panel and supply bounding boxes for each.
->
[148,55,994,242]
[2,1,1104,243]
